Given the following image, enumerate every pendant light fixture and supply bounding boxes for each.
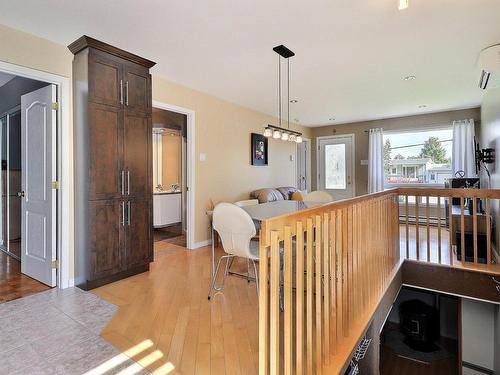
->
[263,44,303,143]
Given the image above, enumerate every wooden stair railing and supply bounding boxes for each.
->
[258,187,500,375]
[258,190,400,375]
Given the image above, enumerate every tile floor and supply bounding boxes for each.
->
[0,287,150,375]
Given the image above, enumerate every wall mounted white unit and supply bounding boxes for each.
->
[478,44,500,89]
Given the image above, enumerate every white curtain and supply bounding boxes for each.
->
[368,128,384,193]
[452,119,476,177]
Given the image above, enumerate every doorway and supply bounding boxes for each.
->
[317,134,355,200]
[152,107,188,247]
[0,72,58,302]
[296,138,311,192]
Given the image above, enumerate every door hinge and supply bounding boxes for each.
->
[52,260,59,269]
[52,102,59,110]
[52,181,60,190]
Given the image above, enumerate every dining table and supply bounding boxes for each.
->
[209,200,325,285]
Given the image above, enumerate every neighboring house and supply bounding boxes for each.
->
[387,158,452,184]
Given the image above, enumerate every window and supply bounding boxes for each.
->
[384,128,453,186]
[324,143,346,189]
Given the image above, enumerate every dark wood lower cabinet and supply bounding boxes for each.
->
[89,200,124,280]
[125,199,153,268]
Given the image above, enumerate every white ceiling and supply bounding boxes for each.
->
[0,0,499,126]
[0,71,15,87]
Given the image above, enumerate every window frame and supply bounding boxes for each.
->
[383,125,453,189]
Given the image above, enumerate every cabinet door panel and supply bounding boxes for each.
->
[124,66,150,113]
[89,51,122,108]
[124,113,150,198]
[89,103,123,200]
[125,198,152,268]
[89,200,124,279]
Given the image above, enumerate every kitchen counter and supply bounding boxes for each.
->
[153,190,182,195]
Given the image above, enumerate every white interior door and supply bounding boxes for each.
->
[296,139,309,192]
[20,84,57,287]
[318,135,355,201]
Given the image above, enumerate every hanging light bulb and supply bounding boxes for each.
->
[281,132,289,141]
[289,134,296,142]
[399,0,409,10]
[263,128,273,137]
[295,136,303,144]
[273,130,281,139]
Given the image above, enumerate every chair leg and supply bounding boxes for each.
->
[208,254,234,300]
[252,260,259,298]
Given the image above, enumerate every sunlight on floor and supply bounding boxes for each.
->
[82,339,175,375]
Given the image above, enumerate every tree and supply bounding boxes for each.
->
[419,137,448,163]
[383,139,391,173]
[394,153,405,160]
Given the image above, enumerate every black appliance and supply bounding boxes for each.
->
[400,299,439,351]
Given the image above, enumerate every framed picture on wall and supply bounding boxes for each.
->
[251,133,268,166]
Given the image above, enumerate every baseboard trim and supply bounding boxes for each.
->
[192,239,211,249]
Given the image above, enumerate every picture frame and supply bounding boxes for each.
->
[251,133,268,166]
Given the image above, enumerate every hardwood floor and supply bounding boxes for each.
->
[0,250,51,303]
[93,241,259,375]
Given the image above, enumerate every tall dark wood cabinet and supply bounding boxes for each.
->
[69,36,156,290]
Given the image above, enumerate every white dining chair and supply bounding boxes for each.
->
[234,199,259,207]
[208,203,260,300]
[303,190,334,203]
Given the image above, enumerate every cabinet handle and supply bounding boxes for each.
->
[127,201,131,226]
[127,170,130,195]
[121,170,125,195]
[125,81,129,106]
[121,201,125,226]
[120,80,124,105]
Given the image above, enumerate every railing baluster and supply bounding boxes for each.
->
[460,196,465,263]
[415,195,420,260]
[448,196,453,266]
[259,229,269,375]
[426,196,430,262]
[472,197,478,264]
[306,218,314,375]
[342,207,349,336]
[315,215,323,374]
[295,221,304,375]
[486,199,491,265]
[323,212,330,365]
[437,196,442,264]
[284,226,293,375]
[405,195,409,259]
[336,209,344,342]
[269,230,280,375]
[329,211,337,355]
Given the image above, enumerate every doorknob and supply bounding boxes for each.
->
[17,191,25,198]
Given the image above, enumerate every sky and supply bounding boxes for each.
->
[383,128,453,160]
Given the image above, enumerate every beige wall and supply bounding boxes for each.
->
[152,78,311,243]
[311,108,481,196]
[0,24,311,253]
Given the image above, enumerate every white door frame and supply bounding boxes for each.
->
[0,60,71,288]
[296,137,311,192]
[152,100,196,250]
[316,134,356,197]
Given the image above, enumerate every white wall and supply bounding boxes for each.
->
[461,298,495,372]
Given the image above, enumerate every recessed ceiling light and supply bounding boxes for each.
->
[418,105,427,108]
[290,99,298,103]
[329,118,335,121]
[403,75,416,81]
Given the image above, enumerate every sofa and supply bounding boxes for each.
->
[250,186,300,204]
